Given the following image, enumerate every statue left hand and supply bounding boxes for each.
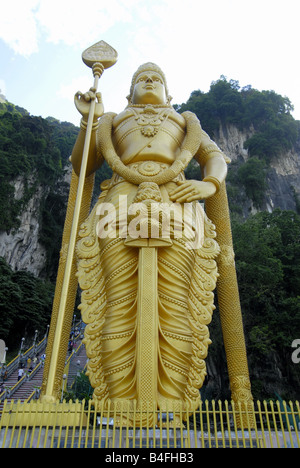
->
[74,87,104,121]
[169,179,216,202]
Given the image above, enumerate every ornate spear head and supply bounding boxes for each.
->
[82,40,118,76]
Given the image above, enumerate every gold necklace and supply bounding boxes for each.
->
[128,103,172,108]
[132,105,171,137]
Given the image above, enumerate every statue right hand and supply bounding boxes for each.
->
[74,87,104,122]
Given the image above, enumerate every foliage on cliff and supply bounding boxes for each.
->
[232,209,300,399]
[0,102,78,232]
[0,257,54,350]
[178,76,300,209]
[176,75,299,159]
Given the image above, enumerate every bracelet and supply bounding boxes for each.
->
[202,176,221,193]
[80,118,99,131]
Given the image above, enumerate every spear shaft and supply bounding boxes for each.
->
[44,67,102,399]
[43,41,117,401]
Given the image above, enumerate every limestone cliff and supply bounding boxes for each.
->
[0,166,72,278]
[214,122,300,215]
[0,176,47,276]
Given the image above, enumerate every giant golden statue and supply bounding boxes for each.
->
[73,62,226,414]
[40,42,253,420]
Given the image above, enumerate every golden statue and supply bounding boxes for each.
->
[72,61,226,414]
[40,42,253,422]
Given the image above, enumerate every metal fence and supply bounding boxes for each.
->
[0,399,299,448]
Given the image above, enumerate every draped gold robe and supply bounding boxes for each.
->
[76,173,219,414]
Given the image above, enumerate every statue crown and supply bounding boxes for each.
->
[127,62,171,104]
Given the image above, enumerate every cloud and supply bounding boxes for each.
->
[57,75,92,102]
[36,0,133,48]
[1,0,299,63]
[1,0,300,120]
[0,0,192,58]
[0,0,138,56]
[0,0,40,56]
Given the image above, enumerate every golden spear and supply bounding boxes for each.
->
[41,41,117,402]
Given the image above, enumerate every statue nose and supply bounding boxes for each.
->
[146,77,153,83]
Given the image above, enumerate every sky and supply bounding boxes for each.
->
[0,0,300,126]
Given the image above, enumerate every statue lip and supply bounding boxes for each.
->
[143,83,155,90]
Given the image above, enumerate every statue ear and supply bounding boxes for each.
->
[166,95,173,105]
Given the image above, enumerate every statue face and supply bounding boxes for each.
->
[131,71,166,105]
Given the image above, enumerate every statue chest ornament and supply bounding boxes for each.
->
[97,110,202,186]
[133,105,171,137]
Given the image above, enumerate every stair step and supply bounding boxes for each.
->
[1,342,87,410]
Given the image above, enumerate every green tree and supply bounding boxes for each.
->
[176,77,299,162]
[231,210,300,399]
[0,257,54,351]
[237,157,267,208]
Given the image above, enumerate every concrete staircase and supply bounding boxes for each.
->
[0,341,88,413]
[8,366,44,402]
[66,343,88,387]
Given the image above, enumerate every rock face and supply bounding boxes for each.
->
[0,166,72,277]
[214,123,300,214]
[0,124,299,278]
[214,122,251,162]
[0,177,47,276]
[267,146,300,212]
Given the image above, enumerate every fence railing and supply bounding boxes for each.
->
[0,399,299,448]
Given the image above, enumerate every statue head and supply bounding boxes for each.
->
[127,62,172,106]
